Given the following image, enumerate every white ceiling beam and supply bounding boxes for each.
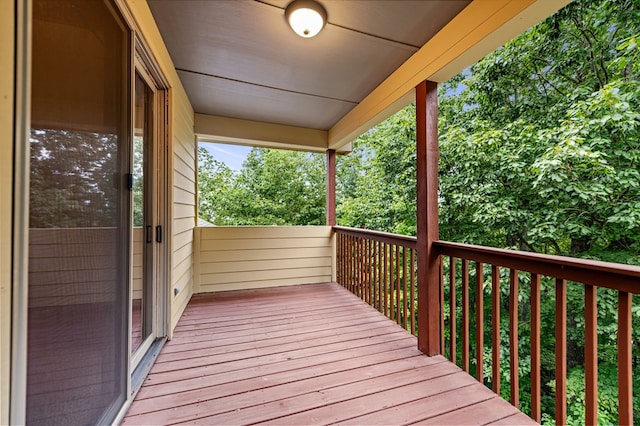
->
[195,113,352,153]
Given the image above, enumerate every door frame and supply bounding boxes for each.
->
[132,32,171,345]
[129,55,170,371]
[10,0,31,423]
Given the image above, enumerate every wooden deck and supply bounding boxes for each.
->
[123,283,536,425]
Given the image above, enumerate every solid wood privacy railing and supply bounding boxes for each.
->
[333,226,639,425]
[334,226,417,334]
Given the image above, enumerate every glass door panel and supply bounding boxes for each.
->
[28,0,130,424]
[131,70,156,364]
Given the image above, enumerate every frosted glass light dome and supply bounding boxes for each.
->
[285,0,327,38]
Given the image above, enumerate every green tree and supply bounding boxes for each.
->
[197,146,326,226]
[197,147,236,225]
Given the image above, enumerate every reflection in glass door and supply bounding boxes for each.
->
[131,70,157,365]
[27,0,129,424]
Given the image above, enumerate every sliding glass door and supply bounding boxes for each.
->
[28,1,130,423]
[131,69,160,367]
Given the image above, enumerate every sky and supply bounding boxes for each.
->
[200,142,252,171]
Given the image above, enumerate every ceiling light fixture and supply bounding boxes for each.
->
[285,0,327,38]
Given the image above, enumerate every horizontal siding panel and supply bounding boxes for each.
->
[172,230,193,254]
[173,170,196,194]
[201,266,331,285]
[173,266,192,292]
[174,141,195,170]
[174,217,195,235]
[173,203,195,220]
[199,276,332,293]
[175,137,195,164]
[174,154,195,180]
[173,188,196,206]
[195,226,334,293]
[173,254,193,282]
[200,257,331,275]
[173,243,192,266]
[200,226,332,240]
[199,247,332,263]
[201,237,329,252]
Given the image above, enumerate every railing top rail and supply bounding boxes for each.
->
[435,240,640,293]
[333,226,417,249]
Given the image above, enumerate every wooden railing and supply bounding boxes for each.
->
[436,241,640,425]
[334,226,640,425]
[334,226,417,334]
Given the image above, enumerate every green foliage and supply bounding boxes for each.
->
[197,146,326,226]
[337,106,417,235]
[30,129,120,228]
[336,0,640,424]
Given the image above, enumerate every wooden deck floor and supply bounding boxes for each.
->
[123,283,536,425]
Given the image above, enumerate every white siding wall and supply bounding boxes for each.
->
[0,1,14,421]
[195,226,333,293]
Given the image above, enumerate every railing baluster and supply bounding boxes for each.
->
[360,237,365,301]
[357,237,362,300]
[509,269,519,408]
[354,237,359,296]
[348,235,353,292]
[396,244,401,326]
[372,240,377,310]
[450,257,457,364]
[383,243,388,317]
[363,238,368,303]
[338,233,341,284]
[476,261,484,383]
[410,248,416,336]
[377,240,382,313]
[403,247,408,331]
[344,235,349,289]
[618,291,632,426]
[491,265,500,395]
[367,240,376,306]
[462,259,469,373]
[390,245,395,322]
[440,257,445,353]
[338,233,342,286]
[531,273,541,422]
[584,284,597,426]
[352,237,356,294]
[555,278,567,425]
[350,235,355,294]
[341,233,345,286]
[365,238,370,303]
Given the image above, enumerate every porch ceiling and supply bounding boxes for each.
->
[147,0,571,152]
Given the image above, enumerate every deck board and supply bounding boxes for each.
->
[124,282,537,425]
